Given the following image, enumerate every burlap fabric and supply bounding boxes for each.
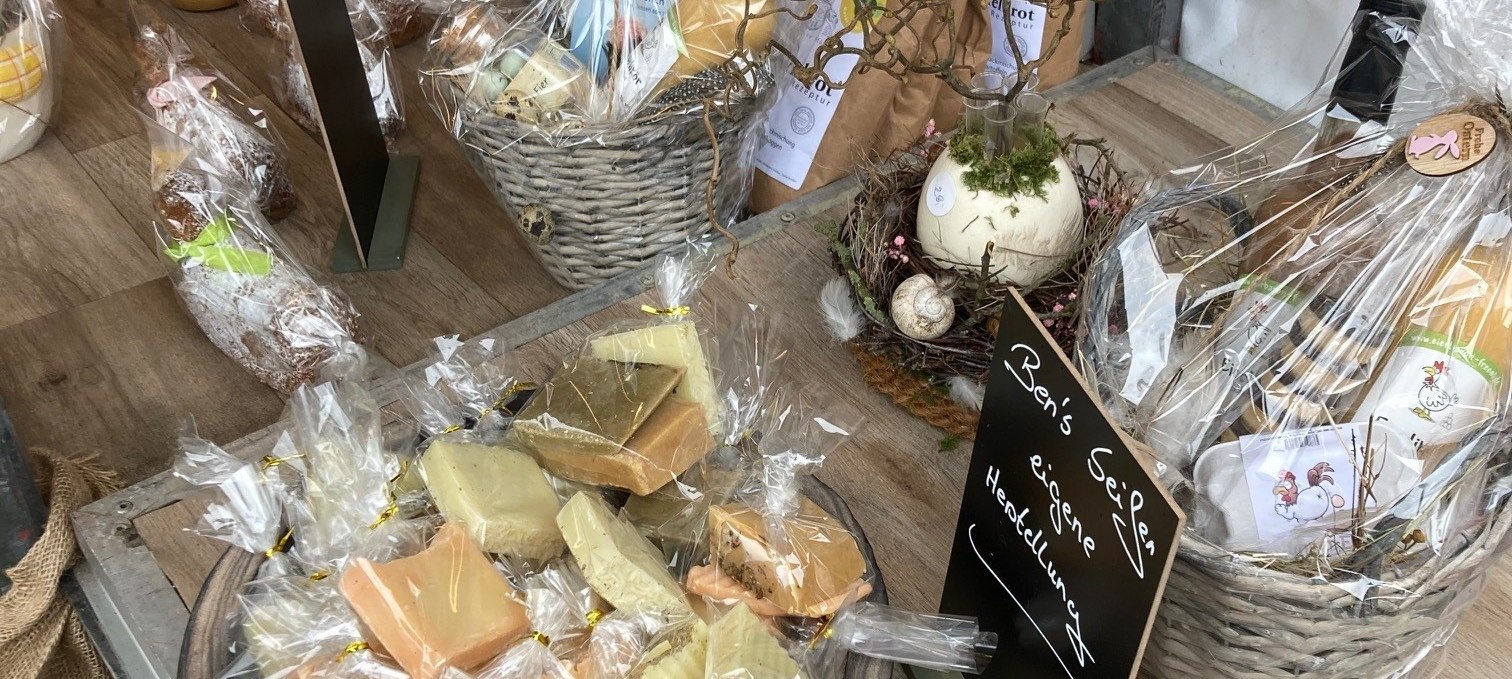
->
[0,450,118,679]
[848,344,979,440]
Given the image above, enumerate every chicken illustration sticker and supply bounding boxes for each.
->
[1239,426,1365,549]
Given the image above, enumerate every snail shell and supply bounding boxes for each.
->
[890,274,955,340]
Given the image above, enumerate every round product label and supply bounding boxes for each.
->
[1405,113,1497,176]
[926,173,955,217]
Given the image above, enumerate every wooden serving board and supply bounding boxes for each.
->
[179,476,896,679]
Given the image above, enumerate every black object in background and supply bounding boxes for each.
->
[0,400,46,594]
[939,290,1184,679]
[284,0,418,272]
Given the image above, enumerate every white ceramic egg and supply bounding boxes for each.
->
[915,152,1084,286]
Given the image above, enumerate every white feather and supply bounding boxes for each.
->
[819,277,865,342]
[949,375,985,411]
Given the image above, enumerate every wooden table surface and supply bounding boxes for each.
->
[108,57,1512,678]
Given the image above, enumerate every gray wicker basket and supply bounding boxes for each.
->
[458,102,759,290]
[1141,504,1512,678]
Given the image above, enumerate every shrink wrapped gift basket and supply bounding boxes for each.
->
[420,0,777,290]
[174,245,998,678]
[0,0,59,164]
[1076,1,1512,676]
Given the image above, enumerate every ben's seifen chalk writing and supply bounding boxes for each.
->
[1089,448,1158,579]
[1003,345,1074,435]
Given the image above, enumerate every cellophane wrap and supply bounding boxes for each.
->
[173,419,299,579]
[401,334,522,441]
[266,0,407,146]
[511,243,728,497]
[823,602,997,673]
[145,128,362,393]
[0,0,59,164]
[130,4,298,221]
[1077,1,1512,674]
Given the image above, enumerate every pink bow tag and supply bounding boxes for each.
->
[147,75,218,109]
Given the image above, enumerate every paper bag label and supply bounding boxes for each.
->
[754,31,863,190]
[987,0,1048,75]
[926,173,956,216]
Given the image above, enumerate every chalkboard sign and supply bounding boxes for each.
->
[940,289,1184,679]
[284,0,417,271]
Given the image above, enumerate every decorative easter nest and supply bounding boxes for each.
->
[451,72,771,291]
[825,134,1133,440]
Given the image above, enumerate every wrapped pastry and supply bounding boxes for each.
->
[131,6,298,221]
[0,0,59,164]
[402,335,567,562]
[514,246,722,496]
[147,129,361,394]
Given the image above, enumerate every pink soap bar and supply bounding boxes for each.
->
[339,524,529,678]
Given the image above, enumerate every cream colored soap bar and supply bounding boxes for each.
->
[340,524,530,679]
[420,439,565,561]
[537,398,714,496]
[709,497,867,618]
[706,603,801,679]
[557,492,692,616]
[629,618,708,679]
[589,321,721,436]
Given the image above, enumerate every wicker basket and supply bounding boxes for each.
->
[459,103,758,290]
[1142,503,1512,678]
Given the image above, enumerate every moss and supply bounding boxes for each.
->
[947,123,1062,200]
[939,434,961,453]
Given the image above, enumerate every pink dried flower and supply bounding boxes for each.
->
[1043,319,1055,328]
[923,119,937,138]
[1109,323,1121,334]
[1052,303,1065,313]
[901,255,910,263]
[1068,292,1077,301]
[1087,197,1102,210]
[894,235,905,246]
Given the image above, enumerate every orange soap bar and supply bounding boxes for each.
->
[538,398,713,496]
[339,524,529,679]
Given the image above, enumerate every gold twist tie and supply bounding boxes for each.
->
[488,381,539,415]
[368,502,399,530]
[263,529,292,558]
[440,424,464,435]
[308,570,331,582]
[530,631,551,647]
[389,459,410,487]
[259,454,302,471]
[585,608,605,628]
[640,304,690,317]
[337,641,369,660]
[808,616,836,649]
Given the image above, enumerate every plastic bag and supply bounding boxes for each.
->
[172,419,299,578]
[130,5,298,221]
[272,0,407,146]
[234,575,372,679]
[1077,1,1512,674]
[512,244,726,496]
[0,0,60,164]
[146,129,362,394]
[821,602,997,674]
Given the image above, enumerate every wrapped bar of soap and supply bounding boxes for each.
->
[536,397,714,496]
[622,463,743,574]
[339,524,530,679]
[420,439,565,561]
[709,497,867,618]
[513,357,684,458]
[706,603,801,679]
[588,321,721,436]
[557,492,692,616]
[627,617,708,679]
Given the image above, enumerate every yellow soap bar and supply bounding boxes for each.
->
[339,524,530,679]
[706,603,801,679]
[557,492,692,616]
[708,497,867,618]
[514,358,685,458]
[629,618,708,679]
[420,439,565,561]
[589,321,721,436]
[536,398,714,496]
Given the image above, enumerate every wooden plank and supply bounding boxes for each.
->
[0,278,285,485]
[131,492,228,609]
[0,135,162,328]
[1116,61,1273,148]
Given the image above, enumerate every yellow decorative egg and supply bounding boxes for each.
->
[0,41,45,103]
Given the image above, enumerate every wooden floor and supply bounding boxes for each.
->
[0,0,569,485]
[48,39,1507,676]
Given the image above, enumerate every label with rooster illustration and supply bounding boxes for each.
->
[1215,276,1309,385]
[1354,328,1504,452]
[1240,425,1364,547]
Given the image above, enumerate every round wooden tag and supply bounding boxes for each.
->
[1405,113,1497,176]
